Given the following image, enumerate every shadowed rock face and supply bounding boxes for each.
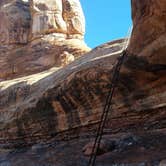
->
[0,0,90,80]
[128,0,166,64]
[0,0,166,165]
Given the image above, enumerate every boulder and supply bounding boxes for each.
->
[82,139,116,156]
[159,160,166,166]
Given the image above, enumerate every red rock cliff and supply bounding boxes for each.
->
[0,0,166,165]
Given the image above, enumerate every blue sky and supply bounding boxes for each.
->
[80,0,132,48]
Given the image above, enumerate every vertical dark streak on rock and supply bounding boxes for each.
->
[57,95,80,129]
[70,80,93,116]
[63,93,81,127]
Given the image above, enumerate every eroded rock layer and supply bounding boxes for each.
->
[0,39,125,147]
[0,0,90,81]
[0,0,166,165]
[0,37,165,149]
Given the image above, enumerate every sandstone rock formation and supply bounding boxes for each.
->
[31,0,67,38]
[0,0,90,80]
[0,0,31,44]
[31,0,85,39]
[0,0,166,165]
[128,0,166,64]
[0,39,126,149]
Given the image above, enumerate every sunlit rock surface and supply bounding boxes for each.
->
[0,0,90,80]
[31,0,85,39]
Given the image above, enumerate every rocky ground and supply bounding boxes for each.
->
[0,129,166,166]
